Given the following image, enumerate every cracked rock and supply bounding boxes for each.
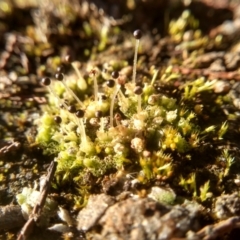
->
[89,197,201,240]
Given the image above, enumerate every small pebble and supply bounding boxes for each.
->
[213,80,230,93]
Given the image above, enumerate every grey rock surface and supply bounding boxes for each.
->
[81,195,202,240]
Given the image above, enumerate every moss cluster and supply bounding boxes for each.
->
[35,10,234,207]
[37,65,228,197]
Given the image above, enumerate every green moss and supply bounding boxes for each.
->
[34,10,235,207]
[36,62,230,200]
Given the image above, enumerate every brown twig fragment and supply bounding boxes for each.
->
[17,160,57,240]
[0,141,21,155]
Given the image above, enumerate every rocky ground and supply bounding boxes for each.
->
[1,0,240,239]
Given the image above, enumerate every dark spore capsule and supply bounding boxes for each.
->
[54,116,62,124]
[106,79,115,88]
[68,105,76,113]
[75,109,84,118]
[95,110,103,118]
[55,72,64,81]
[134,86,143,95]
[41,77,51,86]
[111,71,119,79]
[133,29,142,40]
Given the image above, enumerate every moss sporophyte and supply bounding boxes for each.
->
[36,28,232,204]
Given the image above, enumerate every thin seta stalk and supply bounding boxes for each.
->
[41,77,68,109]
[110,84,121,127]
[75,109,86,142]
[134,85,143,114]
[55,72,84,108]
[90,69,98,102]
[132,29,142,84]
[107,71,121,127]
[67,105,87,143]
[65,55,88,92]
[41,77,86,141]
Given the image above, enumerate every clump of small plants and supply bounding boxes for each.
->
[35,27,233,208]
